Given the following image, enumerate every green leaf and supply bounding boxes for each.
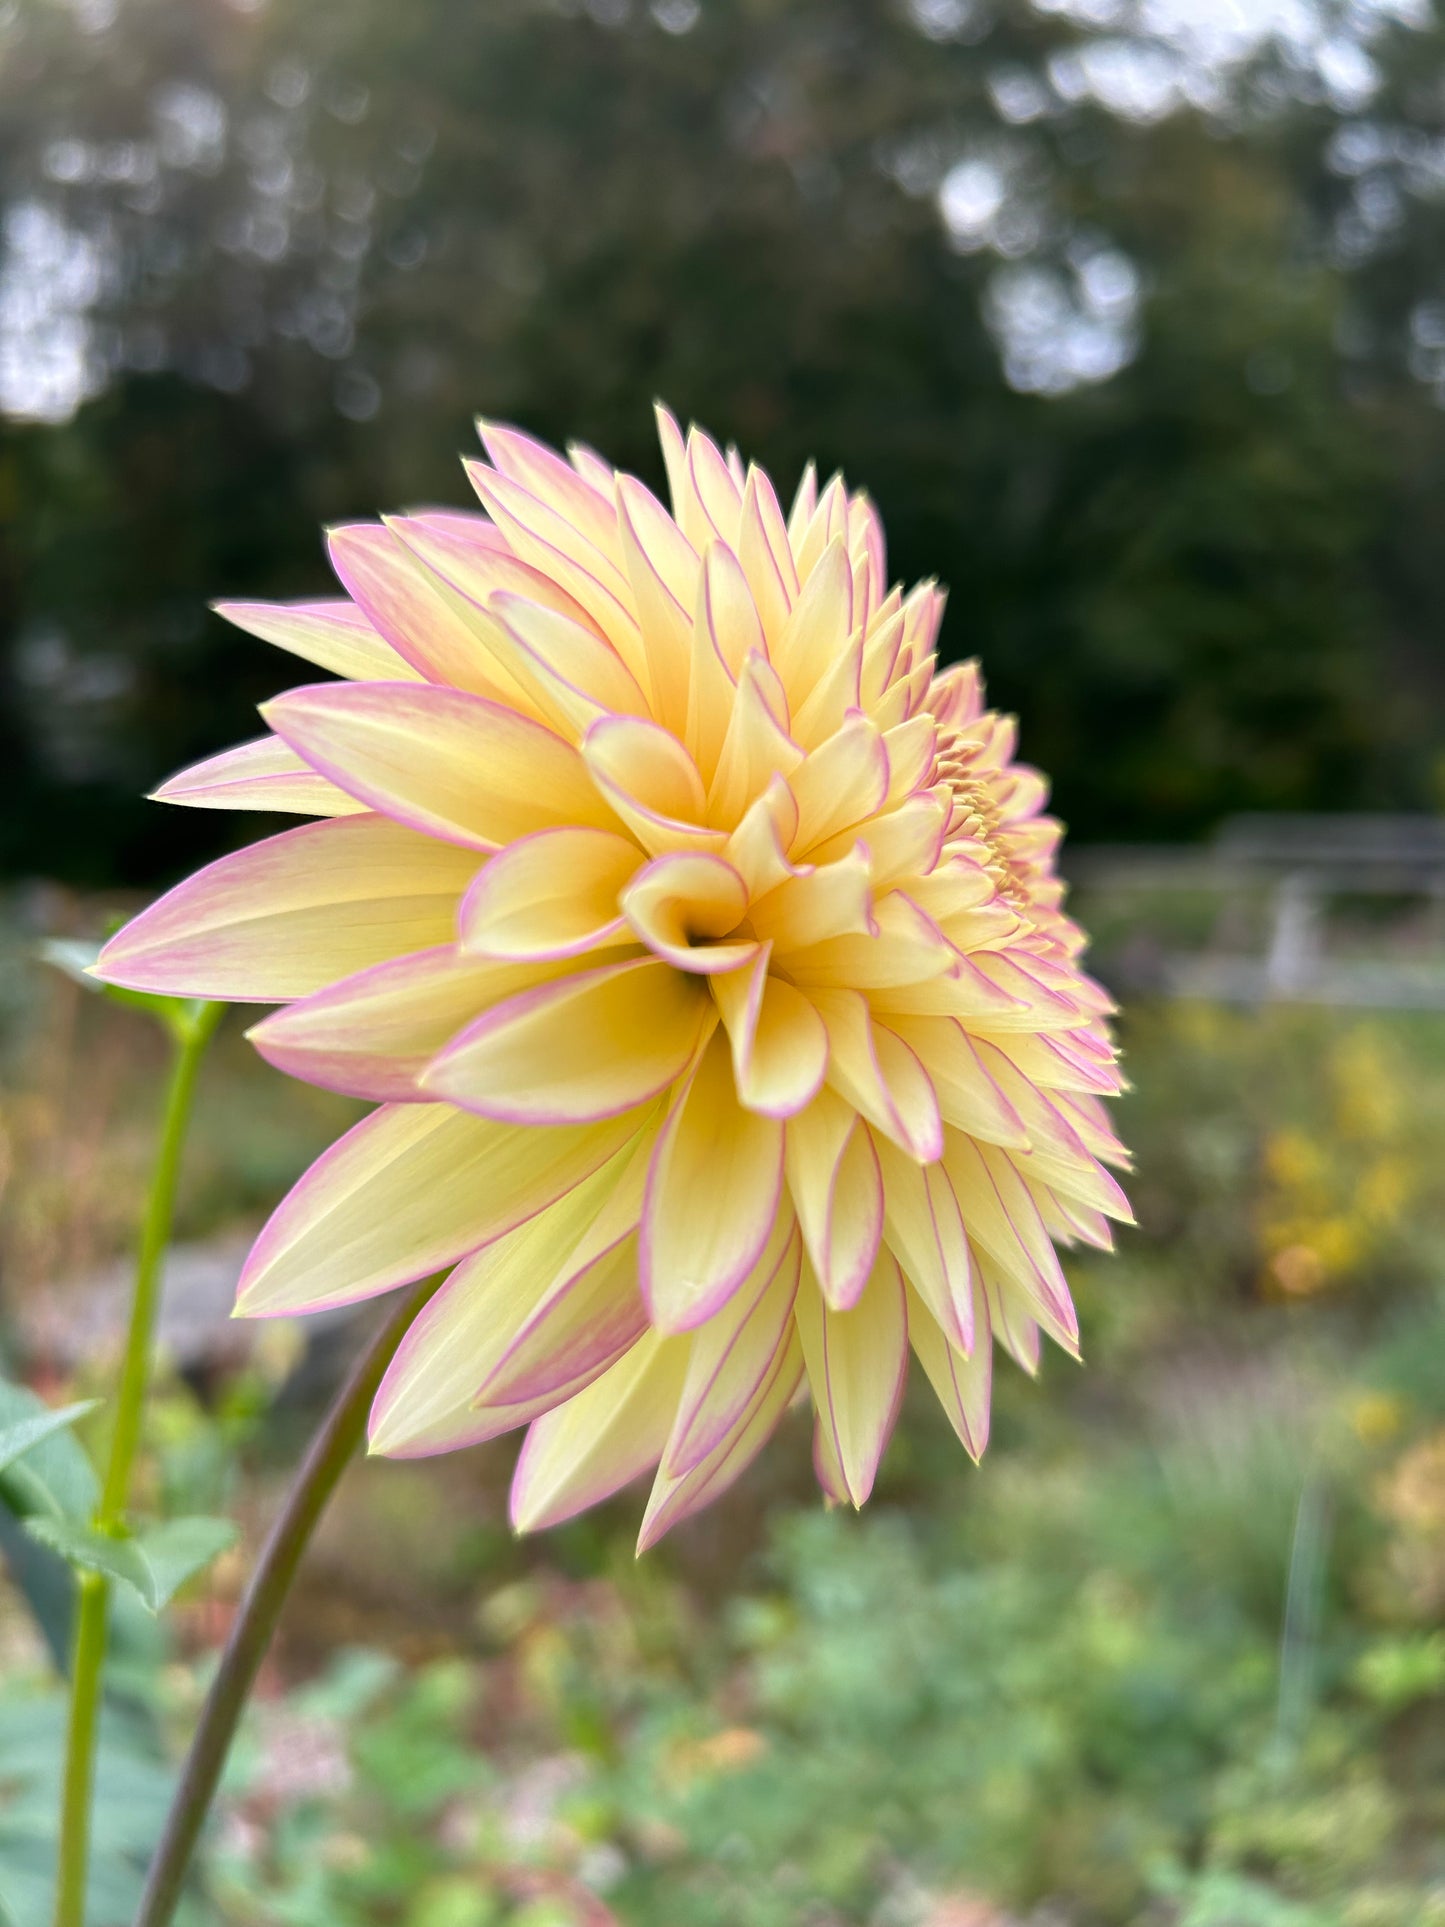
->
[38,939,217,1044]
[0,1377,98,1523]
[23,1515,239,1614]
[0,1400,100,1479]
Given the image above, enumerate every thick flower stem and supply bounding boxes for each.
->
[133,1271,443,1927]
[54,999,222,1927]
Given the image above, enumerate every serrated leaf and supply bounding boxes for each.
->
[38,939,215,1043]
[0,1399,100,1478]
[0,1377,98,1523]
[23,1515,238,1614]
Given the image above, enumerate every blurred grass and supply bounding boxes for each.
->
[6,897,1445,1924]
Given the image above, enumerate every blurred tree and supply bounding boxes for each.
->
[0,0,1442,881]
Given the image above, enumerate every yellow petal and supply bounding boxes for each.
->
[875,1135,976,1351]
[583,714,728,856]
[152,736,366,817]
[248,947,571,1101]
[616,472,698,730]
[621,851,756,974]
[641,1030,786,1332]
[796,1249,907,1505]
[367,1145,639,1454]
[509,1328,690,1532]
[387,512,615,723]
[787,713,890,856]
[811,989,944,1161]
[882,714,937,804]
[666,1212,800,1475]
[264,681,616,849]
[713,949,830,1118]
[423,955,713,1124]
[783,890,955,992]
[859,605,905,709]
[784,1088,883,1309]
[976,1251,1041,1375]
[883,1016,1030,1147]
[213,597,421,682]
[906,1282,991,1460]
[459,826,641,960]
[94,815,477,1002]
[706,654,803,832]
[751,845,874,954]
[808,789,946,882]
[738,466,797,648]
[686,426,744,546]
[477,1131,655,1408]
[944,1134,1078,1351]
[327,521,532,706]
[773,535,851,701]
[793,476,848,584]
[638,1325,803,1550]
[656,403,709,550]
[787,459,818,551]
[478,418,623,563]
[488,592,651,739]
[791,624,863,748]
[464,458,645,670]
[236,1100,644,1316]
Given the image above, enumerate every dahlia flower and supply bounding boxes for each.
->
[97,407,1130,1548]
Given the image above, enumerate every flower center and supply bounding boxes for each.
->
[932,719,1030,914]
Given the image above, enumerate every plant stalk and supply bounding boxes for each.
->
[54,1001,222,1927]
[133,1271,443,1927]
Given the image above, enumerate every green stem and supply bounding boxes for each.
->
[101,1003,223,1522]
[134,1272,443,1927]
[54,1001,221,1927]
[55,1574,108,1927]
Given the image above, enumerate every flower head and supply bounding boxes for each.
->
[98,407,1130,1547]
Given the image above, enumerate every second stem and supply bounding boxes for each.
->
[53,999,221,1927]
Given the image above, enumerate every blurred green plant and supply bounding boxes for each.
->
[0,948,234,1927]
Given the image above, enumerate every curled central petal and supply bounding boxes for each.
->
[98,402,1131,1550]
[621,853,756,974]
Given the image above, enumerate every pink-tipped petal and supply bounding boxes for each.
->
[637,1325,803,1551]
[811,990,944,1163]
[95,815,477,1003]
[641,1031,786,1333]
[423,955,712,1125]
[458,826,641,961]
[788,712,891,856]
[582,714,728,856]
[478,418,622,561]
[784,1090,883,1310]
[264,680,617,849]
[876,1135,976,1353]
[213,597,419,682]
[246,947,572,1102]
[713,951,830,1120]
[665,1213,801,1475]
[907,1281,992,1461]
[796,1249,908,1506]
[235,1100,644,1318]
[945,1133,1079,1353]
[509,1330,689,1534]
[620,851,756,975]
[151,736,366,818]
[368,1146,639,1455]
[327,520,529,705]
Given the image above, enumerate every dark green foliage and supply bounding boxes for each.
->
[2,0,1444,880]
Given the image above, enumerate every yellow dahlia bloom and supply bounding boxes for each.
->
[97,407,1130,1547]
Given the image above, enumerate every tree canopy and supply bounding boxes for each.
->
[2,0,1443,882]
